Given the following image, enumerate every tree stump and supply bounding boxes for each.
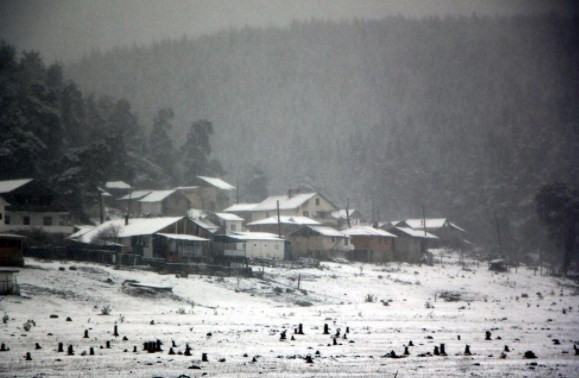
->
[346,327,350,333]
[485,331,492,341]
[404,346,410,355]
[464,345,471,356]
[323,324,330,335]
[298,323,304,335]
[113,325,119,337]
[84,330,89,339]
[280,330,287,341]
[67,345,74,356]
[58,343,64,353]
[25,352,32,361]
[202,352,208,362]
[35,343,41,350]
[155,339,162,352]
[408,340,414,347]
[333,337,338,346]
[305,355,314,364]
[106,341,111,349]
[133,346,137,353]
[172,340,177,348]
[434,346,440,356]
[168,347,175,355]
[90,347,95,356]
[0,343,6,352]
[504,345,510,352]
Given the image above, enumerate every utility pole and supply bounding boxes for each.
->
[346,198,351,228]
[422,204,427,237]
[493,211,503,259]
[99,189,104,225]
[277,200,282,238]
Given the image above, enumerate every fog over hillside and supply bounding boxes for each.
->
[65,15,579,251]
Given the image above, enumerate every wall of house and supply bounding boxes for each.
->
[350,236,395,262]
[163,194,191,216]
[140,202,162,215]
[289,235,349,259]
[245,239,285,260]
[394,237,423,263]
[299,194,338,225]
[2,211,74,234]
[0,198,6,230]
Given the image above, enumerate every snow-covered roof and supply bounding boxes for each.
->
[405,218,448,230]
[252,192,317,211]
[225,231,284,241]
[197,176,235,190]
[342,225,397,238]
[247,216,320,226]
[105,181,132,190]
[71,217,184,243]
[157,233,209,242]
[190,217,219,234]
[331,209,357,220]
[213,212,244,221]
[0,178,33,194]
[449,222,466,232]
[67,225,96,240]
[139,190,176,203]
[394,227,438,239]
[309,226,348,238]
[186,208,205,220]
[223,203,258,212]
[117,190,153,201]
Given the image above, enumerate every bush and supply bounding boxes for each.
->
[365,294,376,303]
[2,313,9,324]
[23,319,36,331]
[100,305,112,315]
[177,308,187,315]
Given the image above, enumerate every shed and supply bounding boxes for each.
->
[0,233,25,267]
[342,225,396,263]
[0,269,19,295]
[288,225,351,260]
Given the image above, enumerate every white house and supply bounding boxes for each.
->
[246,215,319,236]
[207,212,245,234]
[213,232,287,260]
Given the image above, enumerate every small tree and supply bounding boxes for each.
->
[535,182,579,275]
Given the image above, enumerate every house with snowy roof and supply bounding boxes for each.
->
[331,208,364,229]
[213,231,288,260]
[402,218,466,248]
[342,225,397,263]
[117,189,190,217]
[387,226,438,263]
[206,212,245,234]
[224,190,339,225]
[185,176,236,212]
[68,216,209,262]
[104,181,132,199]
[0,178,73,234]
[246,215,319,237]
[287,225,351,260]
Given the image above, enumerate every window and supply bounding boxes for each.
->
[230,224,236,231]
[59,215,69,226]
[23,216,30,225]
[5,215,10,224]
[303,210,309,217]
[315,198,320,206]
[43,216,53,226]
[0,212,3,220]
[345,239,349,246]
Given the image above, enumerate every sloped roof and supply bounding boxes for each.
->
[342,225,396,238]
[224,203,258,212]
[0,178,33,194]
[117,190,153,201]
[139,190,177,203]
[190,217,219,234]
[331,209,358,219]
[252,192,317,211]
[213,212,244,221]
[157,233,209,242]
[405,218,448,229]
[225,231,284,241]
[197,176,235,190]
[70,217,183,243]
[394,227,438,239]
[309,226,348,238]
[247,216,320,226]
[105,181,132,190]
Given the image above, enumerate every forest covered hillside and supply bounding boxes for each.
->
[67,15,579,253]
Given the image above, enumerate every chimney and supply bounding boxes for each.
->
[125,214,129,226]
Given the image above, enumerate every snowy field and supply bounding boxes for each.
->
[1,253,578,377]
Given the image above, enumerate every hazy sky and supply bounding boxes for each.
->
[0,0,576,63]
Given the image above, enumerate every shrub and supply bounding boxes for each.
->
[365,294,376,303]
[177,308,187,315]
[2,313,9,324]
[23,320,36,331]
[100,305,112,315]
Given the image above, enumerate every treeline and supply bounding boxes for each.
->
[0,41,223,219]
[66,14,579,253]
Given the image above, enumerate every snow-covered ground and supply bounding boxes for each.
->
[1,253,578,377]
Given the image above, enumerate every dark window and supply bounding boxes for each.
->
[23,216,30,225]
[5,215,10,224]
[0,212,3,220]
[43,216,53,226]
[315,198,320,206]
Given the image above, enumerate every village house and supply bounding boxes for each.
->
[288,225,351,260]
[104,181,132,199]
[213,232,288,260]
[181,176,236,212]
[0,178,74,235]
[224,190,339,225]
[386,226,438,263]
[402,218,466,248]
[117,189,191,217]
[245,215,319,237]
[331,209,364,229]
[68,216,209,262]
[342,225,397,263]
[206,212,245,234]
[0,233,25,267]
